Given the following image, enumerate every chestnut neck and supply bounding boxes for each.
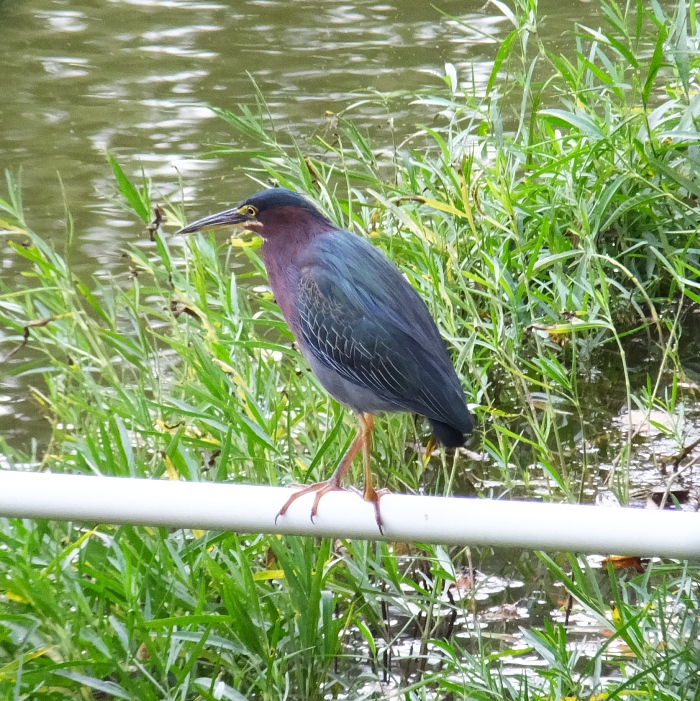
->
[257,206,335,332]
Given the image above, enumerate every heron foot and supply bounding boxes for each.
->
[275,480,346,525]
[348,484,391,534]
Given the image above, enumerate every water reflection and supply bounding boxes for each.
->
[2,0,508,276]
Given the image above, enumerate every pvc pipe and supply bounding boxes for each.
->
[0,470,697,558]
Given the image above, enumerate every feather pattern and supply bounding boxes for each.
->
[296,230,472,438]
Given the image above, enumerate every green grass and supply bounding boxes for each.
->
[1,0,700,698]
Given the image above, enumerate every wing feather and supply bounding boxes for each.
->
[296,230,470,432]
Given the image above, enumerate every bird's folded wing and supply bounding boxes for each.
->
[296,231,463,422]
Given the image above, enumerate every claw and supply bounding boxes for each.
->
[275,411,388,534]
[364,483,391,535]
[275,480,345,524]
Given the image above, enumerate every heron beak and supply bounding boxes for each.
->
[175,208,257,235]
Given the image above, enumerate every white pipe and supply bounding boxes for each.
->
[0,471,697,557]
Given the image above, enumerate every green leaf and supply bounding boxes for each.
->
[642,24,668,105]
[107,152,150,223]
[487,29,518,95]
[53,670,133,700]
[540,108,604,140]
[649,156,700,199]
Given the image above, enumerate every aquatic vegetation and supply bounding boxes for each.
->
[0,0,699,698]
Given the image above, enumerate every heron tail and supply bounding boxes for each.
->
[429,416,472,448]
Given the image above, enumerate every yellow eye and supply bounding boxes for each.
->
[237,205,258,217]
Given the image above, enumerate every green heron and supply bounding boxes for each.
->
[177,188,472,531]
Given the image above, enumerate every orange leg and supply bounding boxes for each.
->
[276,412,387,532]
[275,422,363,524]
[359,413,389,534]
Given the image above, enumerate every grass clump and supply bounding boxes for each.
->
[1,0,700,699]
